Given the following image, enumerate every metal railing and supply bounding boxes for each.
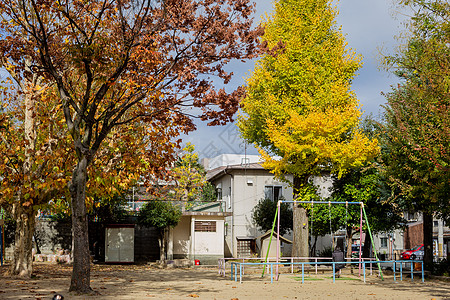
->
[229,259,424,284]
[219,256,376,277]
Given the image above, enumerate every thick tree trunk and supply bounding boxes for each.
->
[292,176,309,258]
[422,211,433,270]
[11,68,37,278]
[159,229,166,262]
[69,157,92,293]
[11,203,36,277]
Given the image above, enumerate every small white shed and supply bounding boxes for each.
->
[258,231,292,259]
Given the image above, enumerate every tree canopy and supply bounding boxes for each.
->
[252,197,293,236]
[0,0,260,292]
[238,0,379,258]
[382,0,450,267]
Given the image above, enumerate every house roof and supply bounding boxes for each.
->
[206,162,266,181]
[257,231,293,244]
[182,211,232,217]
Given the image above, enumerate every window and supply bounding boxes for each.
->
[216,186,222,200]
[236,238,256,258]
[380,237,388,248]
[405,211,416,221]
[265,186,282,202]
[194,221,216,232]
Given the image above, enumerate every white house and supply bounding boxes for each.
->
[205,154,295,258]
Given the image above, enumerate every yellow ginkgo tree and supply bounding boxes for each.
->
[238,0,379,257]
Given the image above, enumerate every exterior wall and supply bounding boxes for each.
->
[192,216,224,256]
[212,168,294,258]
[373,230,405,260]
[173,216,191,258]
[404,222,423,249]
[173,215,225,264]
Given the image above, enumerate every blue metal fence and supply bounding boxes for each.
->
[230,260,424,284]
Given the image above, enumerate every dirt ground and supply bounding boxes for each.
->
[0,263,449,300]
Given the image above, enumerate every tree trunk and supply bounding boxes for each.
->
[292,176,309,258]
[311,235,318,257]
[346,227,352,258]
[422,210,433,270]
[362,232,371,258]
[11,69,37,278]
[159,228,166,262]
[69,157,92,293]
[10,203,36,277]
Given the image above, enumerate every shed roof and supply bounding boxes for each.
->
[206,162,265,181]
[257,231,293,244]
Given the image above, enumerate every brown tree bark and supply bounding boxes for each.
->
[10,203,36,277]
[11,75,37,278]
[346,227,353,259]
[422,211,433,270]
[292,176,309,258]
[69,157,92,293]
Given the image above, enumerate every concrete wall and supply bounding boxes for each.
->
[173,215,225,264]
[404,222,423,249]
[212,168,294,257]
[173,216,191,258]
[192,216,224,256]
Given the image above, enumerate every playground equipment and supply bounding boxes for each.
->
[266,200,383,280]
[229,259,424,284]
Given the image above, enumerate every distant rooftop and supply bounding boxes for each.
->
[202,154,261,170]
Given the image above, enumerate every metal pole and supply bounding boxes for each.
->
[302,263,304,284]
[361,203,384,280]
[333,262,335,283]
[359,204,363,276]
[400,261,403,281]
[276,200,281,280]
[262,204,279,277]
[422,261,424,282]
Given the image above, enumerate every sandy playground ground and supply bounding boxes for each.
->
[0,262,449,300]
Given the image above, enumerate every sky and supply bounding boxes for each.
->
[184,0,409,159]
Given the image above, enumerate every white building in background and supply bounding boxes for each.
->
[204,154,294,257]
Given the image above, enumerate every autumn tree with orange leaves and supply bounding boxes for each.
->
[0,81,165,278]
[0,0,260,293]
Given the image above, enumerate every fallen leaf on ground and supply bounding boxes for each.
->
[368,294,376,295]
[188,294,199,298]
[166,288,171,290]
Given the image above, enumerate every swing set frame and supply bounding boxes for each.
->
[263,200,383,280]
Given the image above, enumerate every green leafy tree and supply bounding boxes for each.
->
[326,118,405,258]
[238,0,379,257]
[137,200,182,262]
[200,182,218,203]
[382,0,450,268]
[170,143,208,203]
[252,198,293,236]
